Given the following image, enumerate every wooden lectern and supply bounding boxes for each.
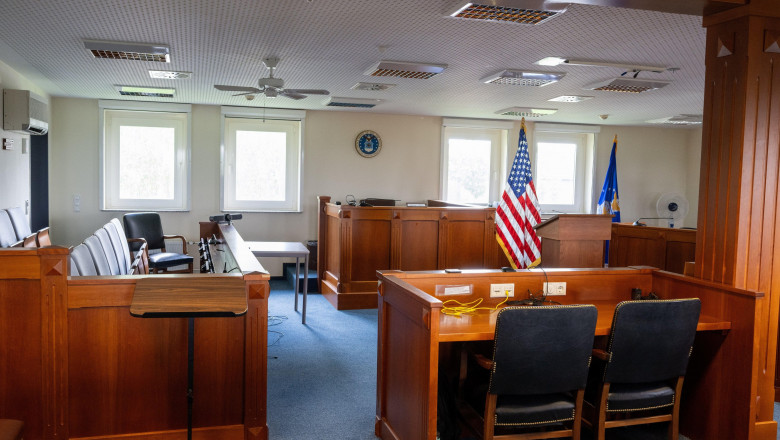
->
[534,214,613,268]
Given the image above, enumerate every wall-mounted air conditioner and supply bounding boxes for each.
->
[3,89,49,135]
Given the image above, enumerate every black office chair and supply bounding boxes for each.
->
[123,212,193,273]
[478,305,598,440]
[583,299,701,440]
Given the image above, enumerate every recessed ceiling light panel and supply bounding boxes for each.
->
[496,107,557,117]
[449,2,565,25]
[365,61,447,79]
[583,77,671,93]
[149,70,191,79]
[351,82,396,91]
[324,97,383,108]
[480,70,564,87]
[115,85,175,98]
[548,95,593,103]
[84,40,170,62]
[647,114,703,125]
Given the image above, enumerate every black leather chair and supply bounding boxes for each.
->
[123,212,193,273]
[478,305,598,440]
[583,298,701,440]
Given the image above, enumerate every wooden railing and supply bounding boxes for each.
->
[0,222,270,440]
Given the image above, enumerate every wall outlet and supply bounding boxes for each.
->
[490,283,514,298]
[543,282,566,296]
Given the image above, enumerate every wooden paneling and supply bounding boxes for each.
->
[317,197,510,309]
[698,6,780,431]
[0,225,270,440]
[0,280,43,440]
[609,224,696,274]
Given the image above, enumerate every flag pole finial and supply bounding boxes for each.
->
[521,117,526,131]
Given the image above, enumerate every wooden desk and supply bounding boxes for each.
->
[437,300,730,342]
[375,268,761,440]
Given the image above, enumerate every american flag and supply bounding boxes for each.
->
[495,119,542,269]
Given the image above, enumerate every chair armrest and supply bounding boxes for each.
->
[163,234,188,254]
[591,349,609,361]
[473,353,494,370]
[130,241,149,275]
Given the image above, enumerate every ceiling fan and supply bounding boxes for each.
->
[214,57,330,100]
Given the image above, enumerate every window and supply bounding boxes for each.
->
[532,124,598,213]
[441,119,510,205]
[100,101,191,211]
[221,107,304,212]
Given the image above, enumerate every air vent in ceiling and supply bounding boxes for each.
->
[149,70,191,79]
[365,61,446,79]
[449,2,565,25]
[351,82,396,91]
[115,85,175,98]
[548,95,593,102]
[647,114,703,125]
[84,40,170,62]
[481,70,564,86]
[583,77,670,93]
[324,97,383,108]
[496,107,557,117]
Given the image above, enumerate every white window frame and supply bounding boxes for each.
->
[220,107,305,212]
[440,118,511,205]
[99,100,192,211]
[532,123,600,214]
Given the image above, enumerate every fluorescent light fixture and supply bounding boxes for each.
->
[535,57,668,73]
[365,61,447,79]
[480,70,564,87]
[583,77,671,93]
[115,85,175,98]
[536,57,567,66]
[149,70,191,79]
[496,107,557,117]
[548,95,593,102]
[84,39,170,62]
[324,97,383,108]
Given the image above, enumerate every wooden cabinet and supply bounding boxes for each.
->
[317,196,509,309]
[608,223,696,274]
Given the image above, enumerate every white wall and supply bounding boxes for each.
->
[591,125,701,228]
[0,59,49,215]
[49,97,702,274]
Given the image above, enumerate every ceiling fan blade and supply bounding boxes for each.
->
[284,89,330,96]
[281,91,306,100]
[215,85,262,93]
[232,92,257,97]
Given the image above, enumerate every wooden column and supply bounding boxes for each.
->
[698,2,780,437]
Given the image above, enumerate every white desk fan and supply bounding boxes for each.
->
[656,193,689,228]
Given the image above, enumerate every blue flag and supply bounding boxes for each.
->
[597,136,620,222]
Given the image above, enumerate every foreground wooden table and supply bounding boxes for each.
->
[376,267,761,440]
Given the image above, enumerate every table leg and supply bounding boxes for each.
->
[294,257,300,312]
[187,317,194,440]
[303,254,308,325]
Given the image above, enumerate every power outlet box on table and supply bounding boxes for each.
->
[490,283,514,298]
[543,282,566,296]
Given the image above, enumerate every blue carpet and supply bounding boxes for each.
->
[267,280,378,440]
